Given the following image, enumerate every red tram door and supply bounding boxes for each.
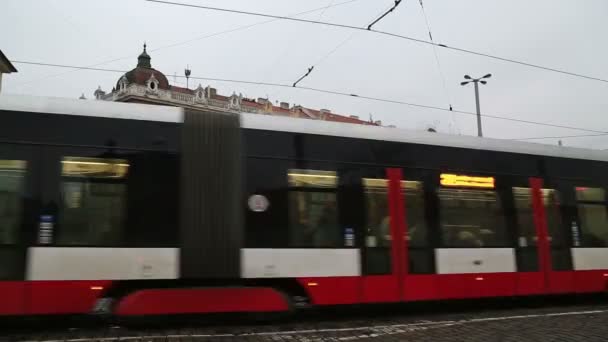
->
[360,168,404,303]
[389,168,437,302]
[360,168,434,303]
[529,178,574,294]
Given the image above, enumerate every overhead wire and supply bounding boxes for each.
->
[11,59,608,136]
[147,0,608,84]
[313,1,395,67]
[316,0,337,20]
[261,0,347,101]
[367,0,402,30]
[11,0,362,90]
[311,32,358,67]
[418,0,452,114]
[294,1,399,87]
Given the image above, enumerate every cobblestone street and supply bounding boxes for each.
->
[7,300,608,341]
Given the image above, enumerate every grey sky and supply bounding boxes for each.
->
[2,0,608,148]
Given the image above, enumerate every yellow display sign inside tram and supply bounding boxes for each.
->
[440,173,495,188]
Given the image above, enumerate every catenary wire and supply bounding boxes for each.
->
[295,2,401,86]
[147,0,608,84]
[11,0,362,89]
[11,59,608,136]
[418,0,452,112]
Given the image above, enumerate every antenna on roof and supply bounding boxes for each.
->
[184,65,191,89]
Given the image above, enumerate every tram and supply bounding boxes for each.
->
[0,94,606,317]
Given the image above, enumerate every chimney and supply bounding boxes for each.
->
[349,115,359,120]
[280,102,289,109]
[210,88,217,96]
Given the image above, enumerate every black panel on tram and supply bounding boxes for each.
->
[0,109,179,151]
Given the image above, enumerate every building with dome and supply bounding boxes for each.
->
[96,44,381,126]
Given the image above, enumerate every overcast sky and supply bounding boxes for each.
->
[2,0,608,148]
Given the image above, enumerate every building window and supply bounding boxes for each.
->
[0,160,26,245]
[56,157,128,246]
[576,187,608,247]
[150,82,156,90]
[287,169,341,248]
[439,188,508,247]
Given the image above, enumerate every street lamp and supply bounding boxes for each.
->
[461,73,492,137]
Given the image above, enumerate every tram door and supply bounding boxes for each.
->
[360,168,406,303]
[0,144,40,315]
[360,167,433,303]
[529,178,575,294]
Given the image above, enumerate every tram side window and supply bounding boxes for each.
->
[363,179,428,248]
[56,157,127,246]
[513,187,564,246]
[287,169,341,248]
[439,188,508,247]
[0,160,26,245]
[363,178,391,275]
[363,179,390,248]
[576,187,608,247]
[405,181,428,247]
[544,189,565,245]
[512,187,536,246]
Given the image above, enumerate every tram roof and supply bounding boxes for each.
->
[1,93,607,163]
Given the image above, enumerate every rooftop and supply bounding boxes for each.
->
[100,43,379,127]
[0,50,17,73]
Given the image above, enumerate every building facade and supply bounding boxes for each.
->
[96,45,380,126]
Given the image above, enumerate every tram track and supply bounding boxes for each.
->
[6,295,608,341]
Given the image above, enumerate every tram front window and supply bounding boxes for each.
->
[439,188,508,247]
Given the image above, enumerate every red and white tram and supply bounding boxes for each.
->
[0,94,607,317]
